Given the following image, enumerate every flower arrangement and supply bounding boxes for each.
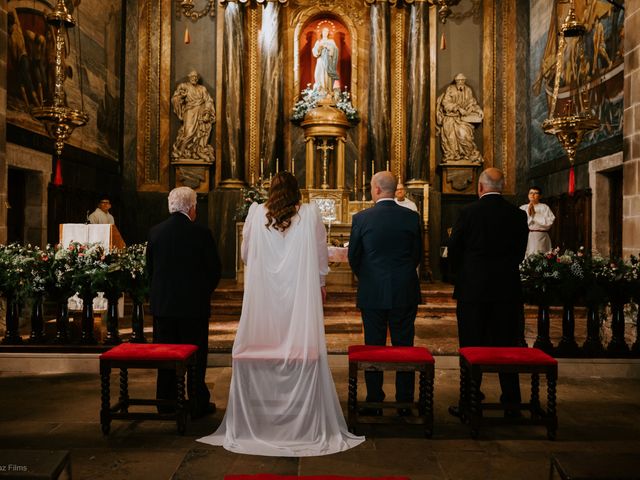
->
[334,89,359,122]
[0,242,150,306]
[235,181,268,221]
[519,247,586,305]
[0,244,35,302]
[119,243,149,303]
[519,247,640,307]
[291,85,359,123]
[69,242,109,298]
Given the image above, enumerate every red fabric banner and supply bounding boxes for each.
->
[568,165,575,196]
[225,476,410,480]
[53,156,63,186]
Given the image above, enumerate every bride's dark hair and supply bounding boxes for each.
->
[265,171,302,232]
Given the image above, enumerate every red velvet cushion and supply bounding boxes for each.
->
[224,476,410,480]
[459,347,557,366]
[100,343,198,362]
[348,345,434,364]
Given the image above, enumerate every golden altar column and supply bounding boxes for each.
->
[300,96,352,224]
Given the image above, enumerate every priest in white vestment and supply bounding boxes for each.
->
[520,186,555,256]
[198,172,364,456]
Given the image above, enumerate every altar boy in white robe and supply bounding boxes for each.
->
[520,186,555,256]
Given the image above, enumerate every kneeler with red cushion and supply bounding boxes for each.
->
[456,346,558,439]
[347,345,435,437]
[99,343,198,435]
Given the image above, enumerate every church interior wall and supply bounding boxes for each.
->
[527,0,624,194]
[6,142,50,246]
[622,0,640,258]
[1,1,8,244]
[5,0,123,162]
[514,0,532,202]
[590,151,623,257]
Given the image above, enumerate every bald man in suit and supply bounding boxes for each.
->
[348,171,423,416]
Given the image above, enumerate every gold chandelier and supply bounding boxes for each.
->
[541,0,599,192]
[178,0,215,21]
[31,0,88,160]
[427,0,461,24]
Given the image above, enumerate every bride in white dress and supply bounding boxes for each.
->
[197,172,364,456]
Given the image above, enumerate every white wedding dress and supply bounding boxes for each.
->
[197,202,364,456]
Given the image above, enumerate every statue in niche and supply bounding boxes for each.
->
[171,70,215,163]
[312,27,340,94]
[436,73,484,164]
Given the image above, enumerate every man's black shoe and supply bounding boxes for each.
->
[358,407,382,417]
[448,405,462,419]
[397,408,412,417]
[192,402,216,419]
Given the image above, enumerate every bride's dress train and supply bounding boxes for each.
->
[197,203,364,456]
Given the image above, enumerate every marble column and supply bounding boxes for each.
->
[220,1,245,186]
[406,1,429,183]
[367,2,391,174]
[259,1,284,177]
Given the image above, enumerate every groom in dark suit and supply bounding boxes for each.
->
[348,171,423,415]
[147,186,222,418]
[447,168,528,417]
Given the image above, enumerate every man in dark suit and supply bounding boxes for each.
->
[147,186,222,418]
[348,171,423,415]
[447,168,528,417]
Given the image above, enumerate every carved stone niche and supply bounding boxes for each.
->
[172,161,213,193]
[440,161,482,195]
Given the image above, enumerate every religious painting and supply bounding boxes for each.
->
[529,0,624,167]
[6,0,123,162]
[299,16,352,94]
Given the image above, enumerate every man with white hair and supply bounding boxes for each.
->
[447,168,528,419]
[147,186,222,418]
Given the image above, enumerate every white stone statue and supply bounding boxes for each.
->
[436,73,484,164]
[312,27,340,95]
[171,70,215,162]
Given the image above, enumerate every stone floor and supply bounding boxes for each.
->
[1,360,640,479]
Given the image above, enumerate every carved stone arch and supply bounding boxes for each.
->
[291,6,359,106]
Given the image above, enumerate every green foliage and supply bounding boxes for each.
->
[0,242,149,305]
[291,86,359,123]
[520,247,640,306]
[235,181,268,221]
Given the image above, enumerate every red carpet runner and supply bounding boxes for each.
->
[225,476,410,480]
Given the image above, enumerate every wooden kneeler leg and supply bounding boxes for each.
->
[419,369,434,438]
[469,367,483,439]
[176,366,187,435]
[187,364,197,418]
[546,371,558,440]
[347,362,358,434]
[458,359,469,424]
[119,368,129,413]
[100,363,111,435]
